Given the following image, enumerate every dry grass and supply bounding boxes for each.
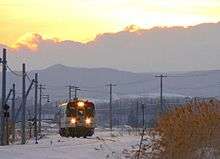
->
[146,100,220,159]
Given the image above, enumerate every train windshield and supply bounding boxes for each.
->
[66,105,77,117]
[78,109,84,116]
[85,103,95,117]
[66,101,95,117]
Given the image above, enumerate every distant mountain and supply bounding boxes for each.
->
[0,64,220,102]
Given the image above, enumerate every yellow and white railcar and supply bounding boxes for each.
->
[59,100,95,138]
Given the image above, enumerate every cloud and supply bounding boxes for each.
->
[123,24,141,32]
[2,22,220,72]
[10,33,59,51]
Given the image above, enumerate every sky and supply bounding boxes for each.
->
[1,0,220,47]
[0,0,220,72]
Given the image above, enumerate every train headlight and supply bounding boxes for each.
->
[77,101,85,107]
[85,118,91,124]
[71,118,76,124]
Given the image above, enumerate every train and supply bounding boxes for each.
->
[59,99,95,138]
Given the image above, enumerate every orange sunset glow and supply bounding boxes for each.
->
[1,0,220,48]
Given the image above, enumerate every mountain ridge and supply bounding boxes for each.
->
[0,64,219,101]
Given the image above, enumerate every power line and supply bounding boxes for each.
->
[7,64,35,83]
[80,89,107,94]
[26,73,33,83]
[44,85,67,89]
[107,73,208,87]
[6,65,23,77]
[114,86,159,96]
[78,85,106,89]
[167,73,209,78]
[165,83,220,91]
[116,77,156,86]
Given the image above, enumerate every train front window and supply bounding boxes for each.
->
[66,106,76,117]
[86,107,94,117]
[78,109,84,116]
[85,103,95,117]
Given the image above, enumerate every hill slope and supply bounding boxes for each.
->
[0,64,219,101]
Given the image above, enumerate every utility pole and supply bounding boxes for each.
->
[15,80,34,122]
[43,95,50,102]
[68,85,75,101]
[34,73,38,144]
[55,101,61,130]
[74,86,80,99]
[21,63,26,144]
[5,89,12,145]
[38,84,45,134]
[68,86,72,101]
[106,83,116,131]
[11,84,15,143]
[68,85,80,101]
[155,74,167,116]
[136,100,139,129]
[141,103,145,128]
[137,103,145,159]
[0,48,7,145]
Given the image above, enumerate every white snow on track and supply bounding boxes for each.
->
[0,130,139,159]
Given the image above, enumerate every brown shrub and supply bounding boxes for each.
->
[152,100,220,159]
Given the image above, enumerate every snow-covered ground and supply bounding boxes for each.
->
[0,129,140,159]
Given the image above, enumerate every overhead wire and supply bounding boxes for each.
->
[79,89,107,94]
[167,73,209,78]
[165,83,220,91]
[5,65,216,103]
[26,73,31,81]
[7,64,37,84]
[6,64,23,77]
[116,78,155,86]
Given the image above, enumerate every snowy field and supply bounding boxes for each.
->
[0,129,140,159]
